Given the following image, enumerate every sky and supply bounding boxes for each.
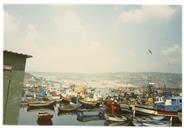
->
[4,5,182,73]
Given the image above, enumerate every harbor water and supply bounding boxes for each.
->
[18,72,182,126]
[18,104,106,126]
[18,104,181,126]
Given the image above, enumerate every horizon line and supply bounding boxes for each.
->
[25,71,182,74]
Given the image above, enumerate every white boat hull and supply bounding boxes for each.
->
[104,114,127,122]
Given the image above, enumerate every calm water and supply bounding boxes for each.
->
[19,72,182,126]
[18,105,106,126]
[18,104,182,126]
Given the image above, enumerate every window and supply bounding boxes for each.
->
[172,99,177,105]
[179,99,182,103]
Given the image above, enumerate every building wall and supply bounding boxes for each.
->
[4,53,26,71]
[3,53,27,125]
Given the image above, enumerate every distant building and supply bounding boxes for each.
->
[3,50,32,124]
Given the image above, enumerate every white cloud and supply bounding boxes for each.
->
[7,24,39,56]
[119,6,176,23]
[4,11,20,34]
[54,9,85,33]
[23,24,38,43]
[113,6,120,11]
[161,44,181,64]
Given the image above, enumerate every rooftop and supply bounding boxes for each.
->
[4,50,32,58]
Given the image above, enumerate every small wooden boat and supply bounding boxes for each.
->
[38,112,53,120]
[132,116,172,126]
[149,116,165,120]
[37,118,53,125]
[58,104,77,113]
[54,98,63,103]
[62,97,71,104]
[27,106,55,112]
[104,114,127,122]
[51,96,61,100]
[28,100,55,108]
[79,98,100,108]
[76,104,106,122]
[77,111,104,122]
[77,107,105,118]
[70,96,77,104]
[51,92,61,100]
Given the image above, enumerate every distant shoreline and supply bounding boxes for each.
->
[27,71,182,75]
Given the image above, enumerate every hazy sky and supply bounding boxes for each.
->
[4,5,182,73]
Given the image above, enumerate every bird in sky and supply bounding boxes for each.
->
[148,49,152,55]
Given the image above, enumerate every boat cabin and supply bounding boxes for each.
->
[157,96,182,112]
[154,96,165,105]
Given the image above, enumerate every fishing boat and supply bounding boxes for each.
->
[105,99,121,113]
[104,114,127,122]
[37,114,53,125]
[62,96,71,104]
[51,93,61,100]
[133,96,182,117]
[54,98,63,103]
[27,107,55,112]
[79,98,100,109]
[78,107,105,116]
[119,103,132,113]
[28,100,55,108]
[38,112,53,120]
[76,111,104,122]
[132,116,172,126]
[58,104,78,113]
[133,104,177,117]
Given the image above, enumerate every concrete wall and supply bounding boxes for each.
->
[3,52,27,125]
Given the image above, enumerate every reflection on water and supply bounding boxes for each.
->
[58,111,76,116]
[18,104,105,125]
[76,111,104,122]
[37,118,53,125]
[27,106,55,112]
[18,104,182,126]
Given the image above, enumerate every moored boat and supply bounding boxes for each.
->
[105,99,121,115]
[132,116,172,126]
[133,96,182,117]
[58,104,78,113]
[51,95,61,100]
[77,107,105,117]
[38,112,53,120]
[104,114,127,122]
[28,100,55,108]
[133,104,178,117]
[79,98,100,109]
[37,114,53,126]
[62,96,71,104]
[76,111,104,122]
[27,107,55,112]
